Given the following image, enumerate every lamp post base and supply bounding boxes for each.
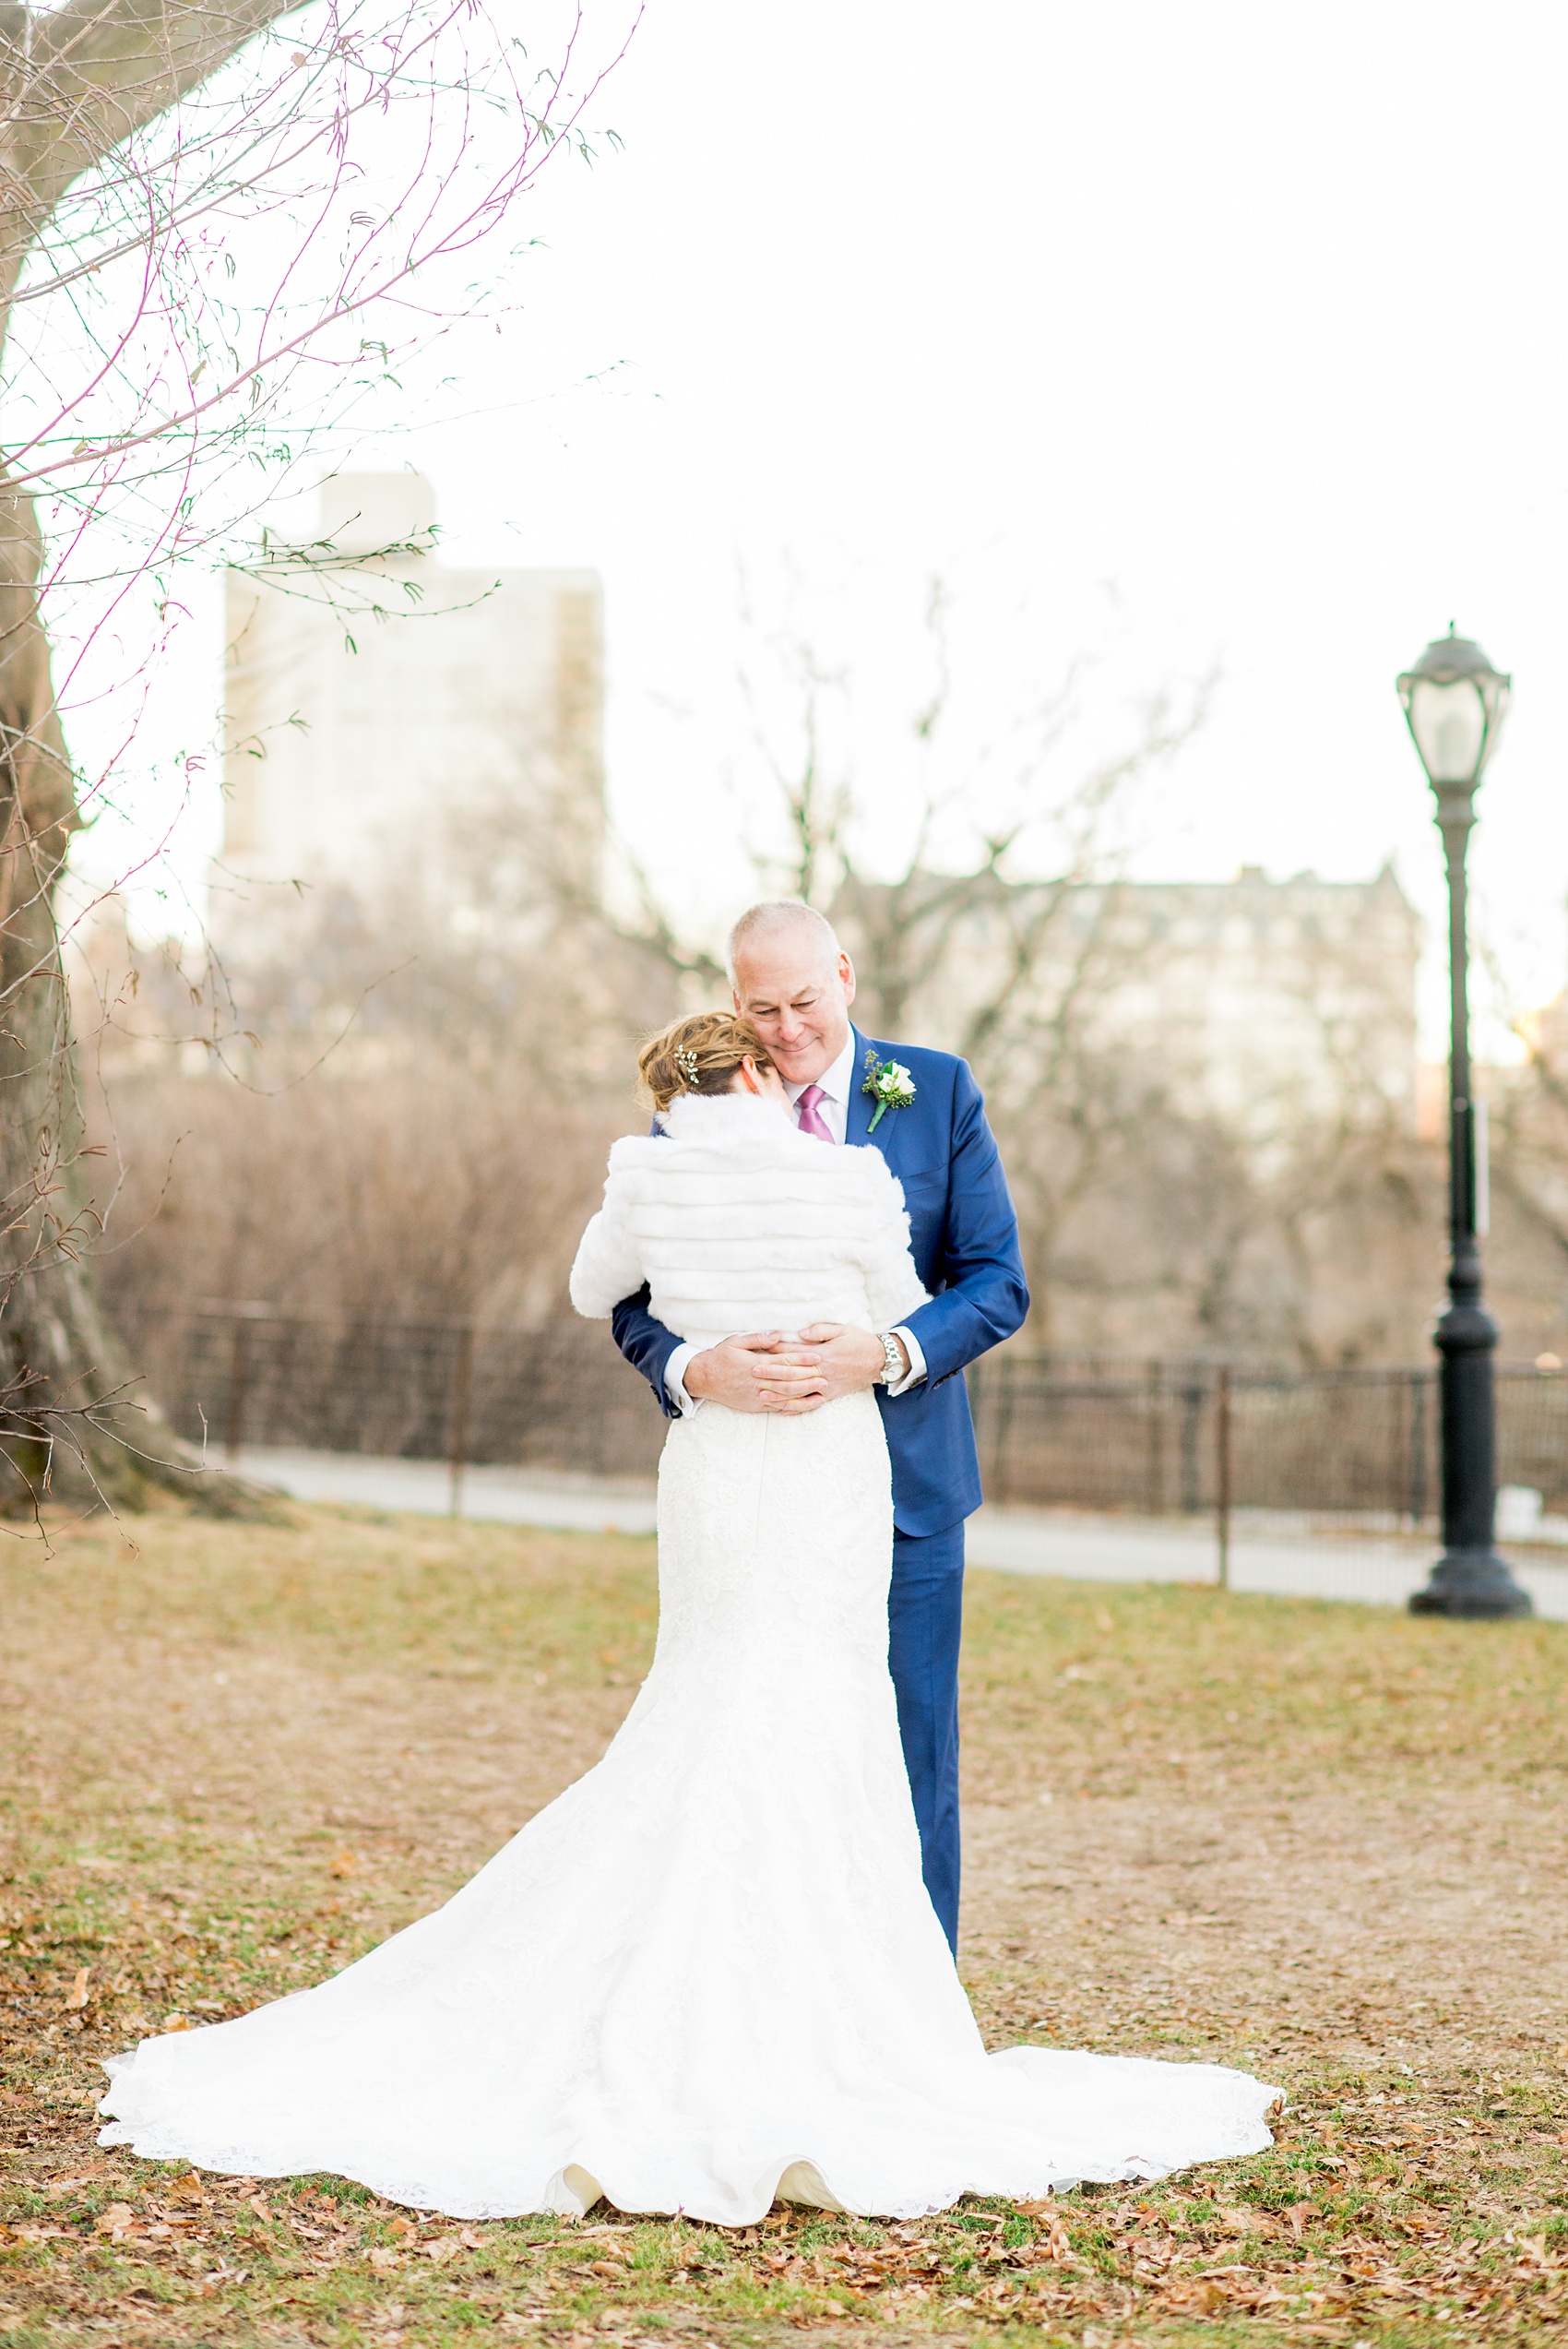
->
[1408,1545,1534,1619]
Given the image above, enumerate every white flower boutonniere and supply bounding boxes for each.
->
[861,1050,917,1134]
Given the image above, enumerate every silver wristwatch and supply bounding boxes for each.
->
[877,1332,905,1387]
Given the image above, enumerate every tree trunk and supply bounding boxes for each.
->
[0,483,270,1516]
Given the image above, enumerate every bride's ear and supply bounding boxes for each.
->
[737,1055,765,1096]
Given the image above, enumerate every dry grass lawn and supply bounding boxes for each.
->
[2,1502,1567,2349]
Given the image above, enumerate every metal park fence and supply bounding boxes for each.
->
[966,1355,1453,1521]
[113,1302,668,1489]
[110,1301,1568,1529]
[966,1353,1568,1531]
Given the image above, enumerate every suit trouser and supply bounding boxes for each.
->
[887,1520,966,1955]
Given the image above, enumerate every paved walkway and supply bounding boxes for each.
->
[235,1446,1568,1620]
[235,1447,661,1535]
[966,1505,1568,1617]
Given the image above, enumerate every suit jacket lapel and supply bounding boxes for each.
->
[847,1026,901,1161]
[845,1027,874,1147]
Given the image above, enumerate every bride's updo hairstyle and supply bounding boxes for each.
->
[638,1012,777,1113]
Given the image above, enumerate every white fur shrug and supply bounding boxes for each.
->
[568,1092,930,1347]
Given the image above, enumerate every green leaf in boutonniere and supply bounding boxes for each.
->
[861,1050,918,1134]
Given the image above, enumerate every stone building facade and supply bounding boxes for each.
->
[837,861,1420,1144]
[216,473,602,952]
[1065,863,1420,1138]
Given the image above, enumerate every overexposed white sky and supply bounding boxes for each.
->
[69,0,1568,1054]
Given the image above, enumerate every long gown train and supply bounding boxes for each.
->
[100,1388,1278,2221]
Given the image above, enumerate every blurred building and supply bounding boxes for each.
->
[837,862,1421,1140]
[216,473,602,951]
[1077,863,1420,1134]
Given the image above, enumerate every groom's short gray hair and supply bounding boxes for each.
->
[727,900,841,982]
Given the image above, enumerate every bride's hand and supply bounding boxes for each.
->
[683,1331,797,1413]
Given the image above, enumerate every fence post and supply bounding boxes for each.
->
[1216,1364,1232,1589]
[1146,1358,1164,1513]
[1180,1377,1203,1514]
[223,1318,252,1464]
[448,1323,475,1519]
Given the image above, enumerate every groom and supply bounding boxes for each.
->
[611,900,1029,1953]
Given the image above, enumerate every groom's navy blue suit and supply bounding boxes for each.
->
[610,1029,1029,1952]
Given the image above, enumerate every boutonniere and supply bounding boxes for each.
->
[861,1050,917,1133]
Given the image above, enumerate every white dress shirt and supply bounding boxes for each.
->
[664,1032,928,1412]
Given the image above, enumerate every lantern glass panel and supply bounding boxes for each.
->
[1408,676,1487,784]
[1475,673,1511,774]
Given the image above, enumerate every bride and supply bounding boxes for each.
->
[99,1011,1278,2222]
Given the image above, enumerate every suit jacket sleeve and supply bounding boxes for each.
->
[611,1285,683,1421]
[897,1060,1029,1388]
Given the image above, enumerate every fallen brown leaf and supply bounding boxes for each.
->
[201,2260,249,2287]
[1164,2278,1230,2314]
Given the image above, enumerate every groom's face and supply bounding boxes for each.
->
[731,939,856,1085]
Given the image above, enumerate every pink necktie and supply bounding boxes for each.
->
[795,1083,835,1142]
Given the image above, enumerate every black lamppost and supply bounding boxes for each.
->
[1396,626,1532,1619]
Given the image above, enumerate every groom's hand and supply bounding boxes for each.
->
[766,1323,892,1413]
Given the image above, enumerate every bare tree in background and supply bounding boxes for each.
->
[726,596,1223,1346]
[0,0,627,1512]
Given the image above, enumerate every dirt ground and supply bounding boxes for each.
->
[2,1504,1567,2348]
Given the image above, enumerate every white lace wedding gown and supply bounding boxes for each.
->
[99,1093,1277,2220]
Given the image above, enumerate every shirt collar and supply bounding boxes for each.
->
[784,1030,856,1106]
